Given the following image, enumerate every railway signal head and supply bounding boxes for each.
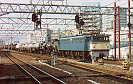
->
[36,20,41,25]
[75,15,80,23]
[32,13,38,22]
[80,19,85,25]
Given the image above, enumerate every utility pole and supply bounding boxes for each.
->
[118,6,121,60]
[114,2,117,60]
[128,0,132,61]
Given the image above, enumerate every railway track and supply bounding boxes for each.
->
[4,50,133,84]
[54,61,133,84]
[4,51,67,84]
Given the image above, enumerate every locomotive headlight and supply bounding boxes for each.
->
[93,44,96,48]
[106,43,110,49]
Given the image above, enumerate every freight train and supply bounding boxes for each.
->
[14,42,54,54]
[3,33,110,63]
[3,42,56,55]
[58,34,110,63]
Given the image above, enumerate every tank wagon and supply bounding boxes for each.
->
[58,34,110,63]
[14,42,54,54]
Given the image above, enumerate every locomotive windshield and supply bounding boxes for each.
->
[91,34,109,42]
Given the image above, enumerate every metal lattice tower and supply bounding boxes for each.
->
[0,0,130,44]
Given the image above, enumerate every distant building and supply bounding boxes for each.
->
[103,8,127,31]
[20,30,48,43]
[103,29,133,48]
[80,2,102,32]
[103,29,133,59]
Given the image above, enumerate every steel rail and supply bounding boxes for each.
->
[7,53,67,84]
[6,54,42,84]
[28,63,67,84]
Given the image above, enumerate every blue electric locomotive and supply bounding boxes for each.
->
[58,34,110,63]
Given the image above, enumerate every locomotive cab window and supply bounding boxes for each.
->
[92,35,109,42]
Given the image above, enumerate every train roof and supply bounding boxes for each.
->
[60,34,110,39]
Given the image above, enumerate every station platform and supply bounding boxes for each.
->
[58,58,133,80]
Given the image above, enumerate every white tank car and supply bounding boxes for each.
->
[29,43,39,48]
[15,43,25,51]
[16,44,21,49]
[16,42,48,52]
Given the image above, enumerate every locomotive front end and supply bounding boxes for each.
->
[89,34,110,62]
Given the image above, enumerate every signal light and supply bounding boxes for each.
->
[75,15,80,23]
[80,19,85,25]
[36,20,41,25]
[75,15,85,26]
[32,13,38,22]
